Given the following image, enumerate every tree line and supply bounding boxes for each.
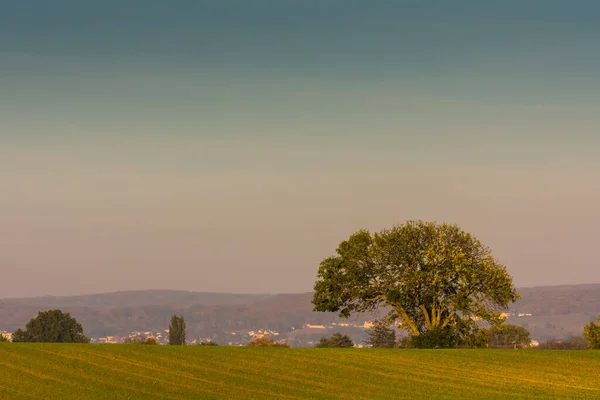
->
[2,307,599,349]
[2,221,599,350]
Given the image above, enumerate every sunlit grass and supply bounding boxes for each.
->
[1,344,599,399]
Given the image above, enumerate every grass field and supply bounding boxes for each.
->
[1,344,599,400]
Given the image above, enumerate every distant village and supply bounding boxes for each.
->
[1,312,537,347]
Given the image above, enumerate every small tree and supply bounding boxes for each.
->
[168,315,186,345]
[488,324,532,348]
[365,321,396,348]
[314,333,354,348]
[247,338,289,347]
[11,310,89,343]
[583,316,600,349]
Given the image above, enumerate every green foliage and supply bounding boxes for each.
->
[488,324,532,348]
[312,220,519,349]
[247,337,289,347]
[583,316,600,349]
[169,315,186,345]
[11,310,89,343]
[3,345,600,399]
[365,321,396,348]
[314,332,354,348]
[199,341,219,346]
[444,317,489,348]
[408,327,461,349]
[460,327,490,349]
[122,336,158,345]
[537,337,588,350]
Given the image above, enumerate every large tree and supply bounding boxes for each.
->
[312,221,518,342]
[168,315,186,345]
[11,309,89,343]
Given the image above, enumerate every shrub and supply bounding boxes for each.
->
[408,327,461,349]
[314,333,354,348]
[487,324,532,349]
[537,337,588,350]
[122,335,158,345]
[247,338,289,347]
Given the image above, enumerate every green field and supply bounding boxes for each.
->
[1,344,599,399]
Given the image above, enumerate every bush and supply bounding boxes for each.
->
[537,337,589,350]
[408,327,461,349]
[314,333,354,348]
[0,334,9,342]
[247,338,289,347]
[199,341,219,346]
[122,335,158,345]
[487,324,532,349]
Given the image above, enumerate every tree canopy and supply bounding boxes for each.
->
[312,221,519,343]
[168,315,186,345]
[12,309,89,343]
[583,316,600,349]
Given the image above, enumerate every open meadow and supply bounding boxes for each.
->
[1,344,599,399]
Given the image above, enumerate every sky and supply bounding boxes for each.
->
[1,0,600,298]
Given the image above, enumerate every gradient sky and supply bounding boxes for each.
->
[2,0,600,297]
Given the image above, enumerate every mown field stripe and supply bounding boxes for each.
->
[48,348,306,400]
[32,348,227,399]
[0,381,47,400]
[111,346,386,399]
[0,348,180,400]
[3,345,600,400]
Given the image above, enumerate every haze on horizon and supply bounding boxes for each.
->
[1,0,600,298]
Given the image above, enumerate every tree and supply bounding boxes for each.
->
[314,333,354,348]
[487,324,532,348]
[365,321,396,348]
[583,316,600,349]
[11,310,89,343]
[168,315,186,345]
[312,221,519,347]
[0,334,9,342]
[247,338,289,347]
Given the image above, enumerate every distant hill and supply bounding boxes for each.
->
[1,285,599,344]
